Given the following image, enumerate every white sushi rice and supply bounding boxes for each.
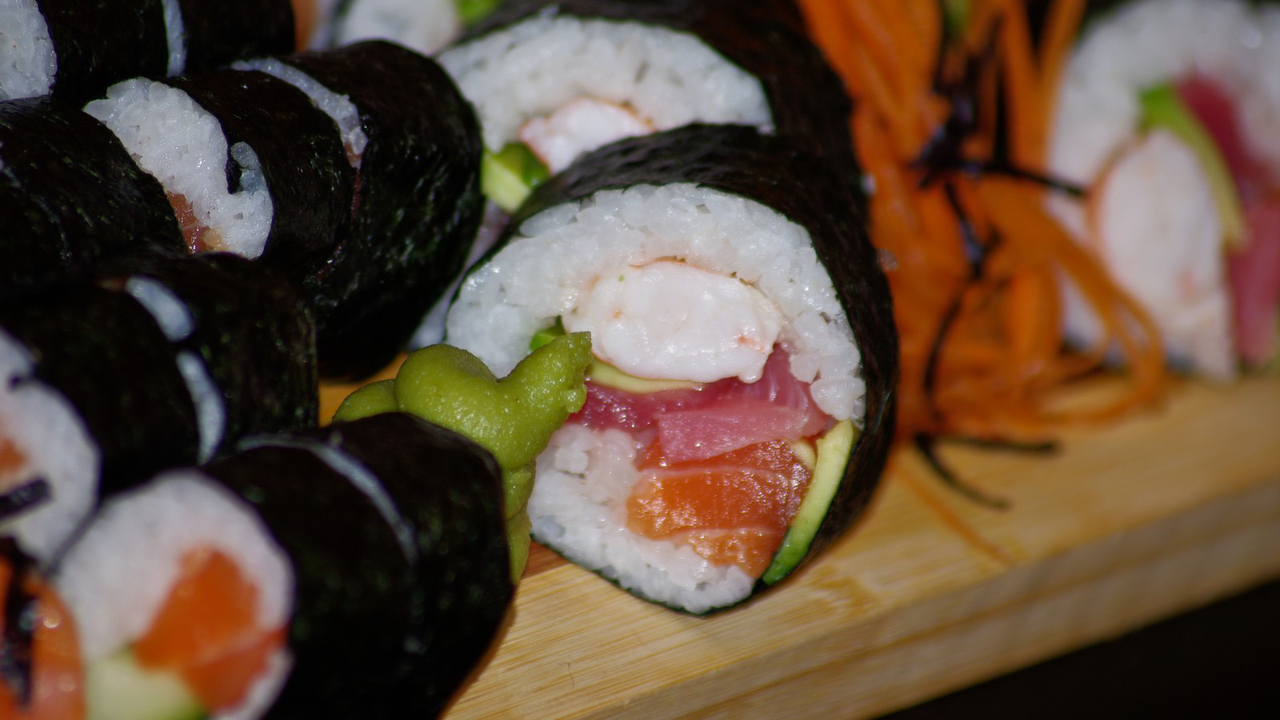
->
[160,0,187,77]
[0,0,56,101]
[57,470,294,663]
[85,79,275,259]
[0,329,100,563]
[326,0,461,57]
[439,15,773,156]
[233,58,369,166]
[1047,0,1280,376]
[446,182,863,611]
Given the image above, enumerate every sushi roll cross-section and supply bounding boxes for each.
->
[445,125,897,614]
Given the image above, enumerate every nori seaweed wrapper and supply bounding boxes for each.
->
[0,285,200,496]
[277,41,486,380]
[32,0,169,102]
[174,0,294,75]
[95,252,319,458]
[0,97,185,303]
[163,69,355,272]
[207,413,510,717]
[497,124,898,607]
[463,0,855,167]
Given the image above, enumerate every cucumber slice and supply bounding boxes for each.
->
[586,361,699,393]
[87,650,206,720]
[761,420,857,585]
[481,143,550,213]
[1139,83,1246,248]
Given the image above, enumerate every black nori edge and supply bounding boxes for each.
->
[462,0,855,168]
[96,253,320,457]
[497,124,899,612]
[174,0,294,75]
[0,285,200,496]
[207,413,510,717]
[33,0,169,101]
[0,97,186,303]
[280,41,485,380]
[0,538,37,707]
[163,70,355,272]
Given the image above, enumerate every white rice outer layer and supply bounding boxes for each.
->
[331,0,461,57]
[85,79,275,259]
[0,0,56,101]
[1047,0,1280,375]
[439,15,773,154]
[160,0,186,77]
[447,183,864,612]
[57,470,295,664]
[0,330,100,563]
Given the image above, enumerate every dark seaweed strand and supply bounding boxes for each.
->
[912,434,1011,510]
[301,415,510,716]
[503,125,898,608]
[164,70,354,272]
[0,286,200,496]
[0,480,51,523]
[0,97,185,303]
[283,42,485,379]
[98,253,319,454]
[33,0,169,102]
[464,0,855,168]
[1,537,36,707]
[174,0,294,75]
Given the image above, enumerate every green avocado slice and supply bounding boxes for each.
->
[87,650,205,720]
[481,142,550,213]
[1138,83,1246,247]
[761,420,858,585]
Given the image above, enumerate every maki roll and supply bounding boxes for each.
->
[1,539,85,718]
[445,125,897,613]
[1047,0,1280,377]
[54,412,511,719]
[299,0,470,56]
[0,255,316,563]
[437,0,853,211]
[0,96,185,302]
[0,0,294,103]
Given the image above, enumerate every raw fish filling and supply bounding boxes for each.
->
[571,348,832,576]
[0,554,85,720]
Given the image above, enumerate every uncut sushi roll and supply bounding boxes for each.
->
[0,257,316,564]
[445,125,897,614]
[54,412,511,719]
[0,0,294,103]
[1046,0,1280,377]
[437,0,853,211]
[0,96,185,302]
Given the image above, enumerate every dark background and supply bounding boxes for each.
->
[877,578,1280,719]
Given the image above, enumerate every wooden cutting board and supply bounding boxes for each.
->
[320,375,1280,719]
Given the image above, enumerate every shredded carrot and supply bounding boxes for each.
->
[795,0,1168,445]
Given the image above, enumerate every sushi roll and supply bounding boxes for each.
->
[300,0,467,56]
[236,41,485,379]
[1,538,84,718]
[0,0,294,103]
[0,256,317,564]
[55,412,511,719]
[445,125,897,614]
[0,96,185,302]
[1047,0,1280,377]
[437,0,853,211]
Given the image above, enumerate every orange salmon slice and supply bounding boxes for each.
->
[134,548,285,712]
[1,436,28,480]
[627,440,812,575]
[0,557,86,720]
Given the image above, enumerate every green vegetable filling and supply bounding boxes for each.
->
[481,142,551,213]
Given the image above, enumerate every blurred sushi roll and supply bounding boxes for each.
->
[1047,0,1280,377]
[1,538,84,718]
[445,125,897,614]
[0,0,294,103]
[237,41,485,379]
[0,96,185,302]
[300,0,469,56]
[437,0,853,213]
[53,413,511,719]
[0,256,317,564]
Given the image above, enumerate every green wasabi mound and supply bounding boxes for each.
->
[334,334,593,581]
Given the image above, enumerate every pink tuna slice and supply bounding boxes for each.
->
[571,347,832,457]
[1177,75,1280,365]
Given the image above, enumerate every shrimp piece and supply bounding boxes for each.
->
[562,261,784,384]
[517,98,654,174]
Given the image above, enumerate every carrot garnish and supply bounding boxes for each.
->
[796,0,1168,498]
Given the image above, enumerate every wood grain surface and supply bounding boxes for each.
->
[319,375,1280,719]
